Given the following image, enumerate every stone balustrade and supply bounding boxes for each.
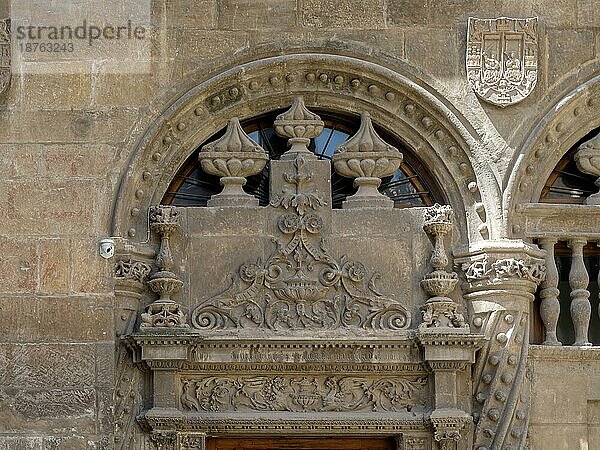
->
[537,238,600,347]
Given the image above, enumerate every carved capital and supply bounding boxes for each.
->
[115,258,151,284]
[454,241,545,300]
[150,431,177,450]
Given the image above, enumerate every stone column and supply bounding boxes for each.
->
[454,241,546,450]
[114,248,153,450]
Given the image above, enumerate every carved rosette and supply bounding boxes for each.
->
[574,131,600,205]
[199,117,268,206]
[274,96,324,159]
[332,112,403,208]
[142,206,188,328]
[419,204,466,331]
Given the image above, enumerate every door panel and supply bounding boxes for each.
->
[206,437,396,450]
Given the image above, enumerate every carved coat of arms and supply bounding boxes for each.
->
[466,17,537,107]
[0,19,10,95]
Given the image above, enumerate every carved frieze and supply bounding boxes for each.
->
[180,375,427,413]
[461,257,546,284]
[467,17,538,106]
[0,19,9,96]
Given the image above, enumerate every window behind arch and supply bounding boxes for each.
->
[539,127,599,203]
[162,110,446,208]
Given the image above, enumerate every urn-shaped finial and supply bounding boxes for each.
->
[575,131,600,205]
[199,118,268,207]
[332,112,403,208]
[274,97,324,159]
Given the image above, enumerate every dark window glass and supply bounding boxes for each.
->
[540,127,600,204]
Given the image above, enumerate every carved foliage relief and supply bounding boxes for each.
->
[180,375,427,413]
[190,154,411,332]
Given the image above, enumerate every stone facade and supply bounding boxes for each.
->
[0,1,599,449]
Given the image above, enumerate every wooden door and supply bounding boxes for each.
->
[206,437,396,450]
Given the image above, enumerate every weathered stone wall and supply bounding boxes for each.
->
[0,0,599,448]
[528,347,600,449]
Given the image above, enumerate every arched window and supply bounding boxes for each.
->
[531,127,600,346]
[162,110,445,208]
[539,127,599,204]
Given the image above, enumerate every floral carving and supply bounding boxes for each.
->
[114,258,151,283]
[462,257,546,284]
[180,375,427,413]
[191,154,410,332]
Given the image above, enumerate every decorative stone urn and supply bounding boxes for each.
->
[274,96,324,159]
[199,117,268,207]
[141,206,188,328]
[574,131,600,205]
[419,204,467,331]
[332,112,403,208]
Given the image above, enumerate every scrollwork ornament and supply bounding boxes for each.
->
[180,375,427,413]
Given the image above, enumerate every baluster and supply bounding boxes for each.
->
[568,239,592,346]
[539,238,561,345]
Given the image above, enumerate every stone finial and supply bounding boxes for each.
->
[574,131,600,205]
[332,112,403,208]
[419,204,467,331]
[142,205,188,329]
[199,117,268,207]
[274,97,324,159]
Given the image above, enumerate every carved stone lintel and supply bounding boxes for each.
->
[180,375,427,413]
[333,112,403,209]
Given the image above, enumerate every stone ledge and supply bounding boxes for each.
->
[529,344,600,361]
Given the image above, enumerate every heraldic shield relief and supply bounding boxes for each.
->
[467,17,538,107]
[0,19,9,95]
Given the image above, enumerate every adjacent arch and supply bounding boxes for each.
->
[111,53,499,243]
[504,70,600,235]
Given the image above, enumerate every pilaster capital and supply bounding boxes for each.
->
[453,239,546,302]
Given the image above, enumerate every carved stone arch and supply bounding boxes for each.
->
[110,53,499,244]
[504,70,600,236]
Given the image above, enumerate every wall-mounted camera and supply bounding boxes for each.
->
[99,238,115,259]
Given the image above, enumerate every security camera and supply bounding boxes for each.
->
[99,238,115,259]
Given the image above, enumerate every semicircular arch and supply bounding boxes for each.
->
[111,53,497,244]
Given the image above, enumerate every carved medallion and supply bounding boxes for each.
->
[0,19,10,95]
[466,17,538,107]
